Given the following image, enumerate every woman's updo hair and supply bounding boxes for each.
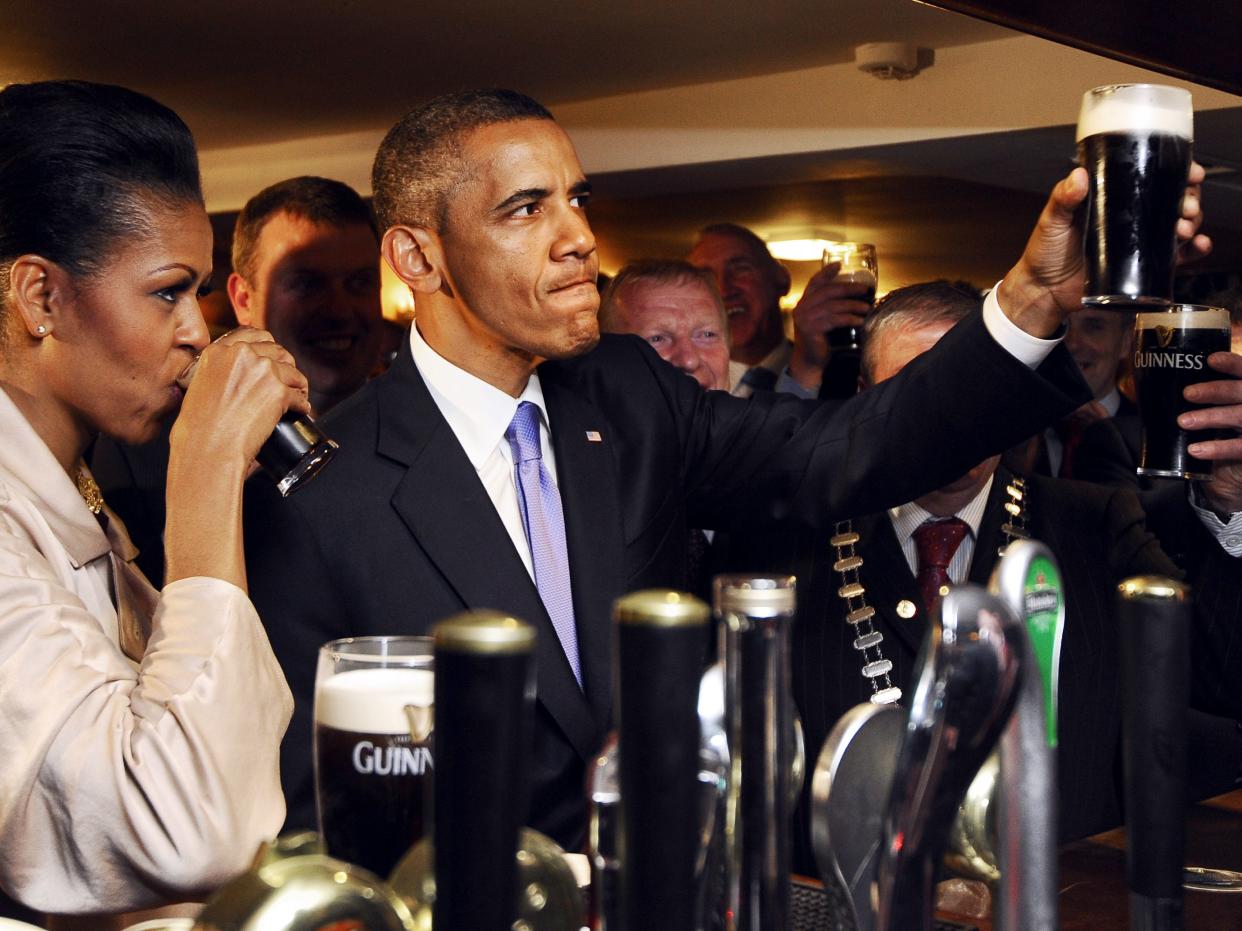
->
[0,80,204,292]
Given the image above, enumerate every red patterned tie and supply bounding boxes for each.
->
[912,518,970,618]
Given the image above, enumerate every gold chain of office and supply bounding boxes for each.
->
[830,477,1030,706]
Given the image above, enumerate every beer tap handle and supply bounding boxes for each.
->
[614,590,710,931]
[810,702,906,931]
[432,612,536,931]
[876,585,1024,931]
[988,539,1064,931]
[1119,576,1190,931]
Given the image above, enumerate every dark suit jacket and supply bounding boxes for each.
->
[243,313,1088,851]
[726,468,1242,874]
[1018,394,1143,489]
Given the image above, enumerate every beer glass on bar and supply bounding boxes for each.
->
[1077,84,1193,308]
[1133,304,1230,480]
[820,242,877,399]
[313,635,434,877]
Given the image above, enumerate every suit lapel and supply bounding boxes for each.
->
[541,362,625,731]
[968,473,1010,587]
[856,511,926,660]
[375,349,601,760]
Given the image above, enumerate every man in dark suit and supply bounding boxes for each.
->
[243,89,1209,851]
[723,281,1242,873]
[1006,307,1143,484]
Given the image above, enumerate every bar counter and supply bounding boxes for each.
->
[938,791,1242,930]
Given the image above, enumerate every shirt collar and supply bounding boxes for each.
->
[0,387,110,569]
[889,474,994,547]
[408,323,552,469]
[1099,388,1122,417]
[755,339,792,375]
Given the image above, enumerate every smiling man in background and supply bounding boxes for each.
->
[688,222,871,397]
[228,176,384,415]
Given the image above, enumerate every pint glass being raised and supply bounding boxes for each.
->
[1077,84,1193,308]
[1133,305,1230,480]
[314,636,434,877]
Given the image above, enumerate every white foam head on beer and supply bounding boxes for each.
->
[316,667,434,734]
[833,268,877,288]
[1077,84,1193,142]
[1137,306,1231,330]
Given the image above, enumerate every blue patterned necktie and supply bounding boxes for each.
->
[506,401,582,687]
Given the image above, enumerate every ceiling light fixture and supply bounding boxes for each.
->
[765,228,844,262]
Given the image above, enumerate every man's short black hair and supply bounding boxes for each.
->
[231,176,376,281]
[371,89,554,235]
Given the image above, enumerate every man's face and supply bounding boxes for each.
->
[687,232,787,360]
[870,319,999,502]
[233,213,382,411]
[607,279,731,390]
[435,119,600,364]
[1064,309,1132,401]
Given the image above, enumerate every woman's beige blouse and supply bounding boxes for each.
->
[0,388,293,915]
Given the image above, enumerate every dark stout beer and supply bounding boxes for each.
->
[1077,84,1193,308]
[314,666,434,877]
[1133,306,1229,480]
[178,350,338,496]
[821,247,877,401]
[826,268,878,352]
[258,413,339,496]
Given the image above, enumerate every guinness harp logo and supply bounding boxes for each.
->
[1156,325,1176,348]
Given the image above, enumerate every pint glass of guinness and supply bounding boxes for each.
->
[177,341,338,496]
[314,635,434,876]
[1077,84,1193,308]
[1133,304,1230,480]
[821,241,878,353]
[819,242,877,399]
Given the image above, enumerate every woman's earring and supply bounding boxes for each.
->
[35,325,46,336]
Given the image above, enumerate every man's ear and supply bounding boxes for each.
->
[383,226,446,296]
[227,272,260,326]
[7,255,61,339]
[773,262,792,298]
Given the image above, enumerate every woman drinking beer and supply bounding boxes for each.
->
[0,81,304,921]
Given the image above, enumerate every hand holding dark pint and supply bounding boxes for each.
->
[176,327,337,495]
[789,254,873,392]
[1133,305,1231,480]
[1179,349,1242,512]
[996,162,1209,339]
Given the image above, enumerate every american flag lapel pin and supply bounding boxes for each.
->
[585,430,603,443]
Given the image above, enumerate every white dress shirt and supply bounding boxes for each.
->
[0,388,292,917]
[888,477,994,582]
[409,325,558,580]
